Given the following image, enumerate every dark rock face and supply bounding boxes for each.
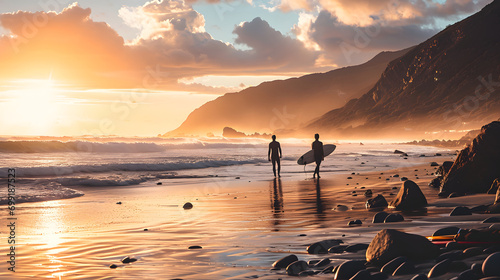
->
[389,180,428,211]
[366,229,440,265]
[366,194,388,209]
[436,161,454,176]
[440,121,500,196]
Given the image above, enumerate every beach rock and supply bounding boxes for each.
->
[457,269,480,280]
[393,174,400,178]
[298,270,315,276]
[483,253,500,277]
[463,247,484,258]
[329,245,348,254]
[483,217,500,223]
[349,269,371,280]
[156,182,162,185]
[437,161,454,176]
[428,259,452,278]
[446,242,462,250]
[286,260,308,276]
[116,201,122,204]
[334,260,366,280]
[307,239,343,254]
[373,211,389,223]
[433,226,460,236]
[472,205,490,213]
[484,246,500,255]
[188,245,202,249]
[393,261,415,275]
[121,256,137,264]
[366,229,440,265]
[384,213,404,223]
[440,121,500,196]
[430,162,439,167]
[272,254,298,268]
[448,192,462,198]
[348,220,363,226]
[481,277,500,280]
[488,179,500,194]
[335,205,350,211]
[437,250,463,262]
[411,274,428,280]
[394,150,405,154]
[450,206,472,216]
[381,256,407,275]
[429,177,443,189]
[364,190,373,197]
[313,258,331,268]
[389,180,428,211]
[472,262,482,273]
[109,264,118,269]
[371,272,389,280]
[320,265,336,274]
[366,195,388,209]
[345,244,369,252]
[400,177,408,181]
[183,202,193,209]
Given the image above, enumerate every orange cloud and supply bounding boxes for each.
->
[0,1,321,91]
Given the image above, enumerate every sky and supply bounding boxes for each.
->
[0,0,492,136]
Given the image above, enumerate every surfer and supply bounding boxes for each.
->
[312,133,324,179]
[268,135,282,177]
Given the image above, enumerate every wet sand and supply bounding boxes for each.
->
[1,161,498,279]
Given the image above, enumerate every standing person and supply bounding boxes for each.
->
[312,133,324,179]
[268,135,282,177]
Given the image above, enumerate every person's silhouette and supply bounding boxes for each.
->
[312,133,324,179]
[268,135,282,177]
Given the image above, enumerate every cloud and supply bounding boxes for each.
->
[0,1,321,92]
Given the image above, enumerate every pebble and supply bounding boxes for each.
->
[144,229,148,231]
[450,206,472,216]
[335,205,349,211]
[156,182,162,185]
[348,220,362,226]
[313,258,331,268]
[188,245,202,249]
[483,252,500,277]
[109,264,118,269]
[183,202,193,209]
[384,213,404,223]
[400,177,408,181]
[286,260,308,276]
[347,177,353,179]
[307,239,343,254]
[462,247,484,258]
[116,202,122,204]
[121,256,137,264]
[320,265,336,274]
[272,254,298,268]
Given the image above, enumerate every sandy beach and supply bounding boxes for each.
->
[3,150,499,279]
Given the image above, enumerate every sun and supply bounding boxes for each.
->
[1,79,61,135]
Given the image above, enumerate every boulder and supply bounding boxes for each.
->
[381,256,407,275]
[428,259,452,278]
[384,213,404,223]
[450,206,472,216]
[389,180,428,211]
[366,229,440,265]
[439,121,500,196]
[433,226,460,236]
[366,194,388,209]
[393,261,415,275]
[488,179,500,194]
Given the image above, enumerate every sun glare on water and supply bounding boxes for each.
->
[1,79,60,135]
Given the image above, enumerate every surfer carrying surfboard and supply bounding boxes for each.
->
[312,133,324,179]
[268,135,282,177]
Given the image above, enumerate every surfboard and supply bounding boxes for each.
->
[297,144,336,165]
